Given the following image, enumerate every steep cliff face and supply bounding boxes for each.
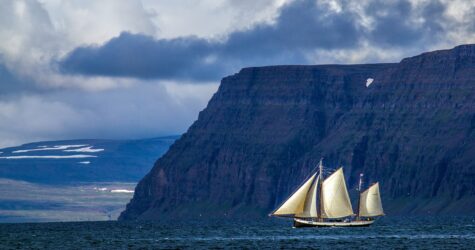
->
[120,45,475,220]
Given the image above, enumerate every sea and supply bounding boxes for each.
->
[1,216,474,249]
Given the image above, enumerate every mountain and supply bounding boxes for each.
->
[120,45,475,221]
[0,136,178,184]
[0,136,177,222]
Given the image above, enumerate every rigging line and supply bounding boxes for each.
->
[297,159,323,185]
[292,161,320,190]
[323,169,337,175]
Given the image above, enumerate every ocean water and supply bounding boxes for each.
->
[1,216,474,249]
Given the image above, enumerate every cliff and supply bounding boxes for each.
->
[120,45,475,220]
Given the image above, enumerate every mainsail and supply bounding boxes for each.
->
[359,182,384,217]
[271,172,319,217]
[271,166,357,219]
[321,168,354,218]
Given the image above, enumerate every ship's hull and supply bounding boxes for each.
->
[293,218,374,228]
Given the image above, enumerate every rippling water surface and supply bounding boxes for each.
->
[1,216,474,249]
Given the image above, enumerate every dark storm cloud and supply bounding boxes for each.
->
[59,33,223,81]
[366,0,447,48]
[221,0,361,59]
[58,0,363,81]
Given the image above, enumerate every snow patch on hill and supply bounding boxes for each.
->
[13,145,87,153]
[0,155,97,159]
[366,78,374,87]
[65,146,104,153]
[111,189,134,193]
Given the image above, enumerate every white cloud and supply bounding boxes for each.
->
[141,0,286,38]
[0,0,60,73]
[40,0,158,47]
[163,81,219,106]
[0,95,85,147]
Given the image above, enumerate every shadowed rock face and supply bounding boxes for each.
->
[120,45,475,221]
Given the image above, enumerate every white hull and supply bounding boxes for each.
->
[293,218,374,228]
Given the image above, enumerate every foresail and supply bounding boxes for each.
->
[321,168,354,218]
[297,177,319,218]
[359,183,384,217]
[271,172,318,217]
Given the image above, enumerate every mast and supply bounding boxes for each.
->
[356,173,363,220]
[317,158,324,222]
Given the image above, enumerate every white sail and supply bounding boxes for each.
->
[271,172,318,217]
[321,168,354,218]
[297,177,319,218]
[359,182,384,217]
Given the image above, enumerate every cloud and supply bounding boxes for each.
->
[57,0,471,81]
[0,0,168,93]
[365,0,447,48]
[0,82,218,148]
[0,94,83,147]
[41,0,158,46]
[0,63,33,95]
[0,0,60,77]
[140,0,284,38]
[59,33,222,81]
[58,0,364,80]
[223,0,361,57]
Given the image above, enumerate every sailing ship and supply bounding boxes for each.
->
[270,159,384,227]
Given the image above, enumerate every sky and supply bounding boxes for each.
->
[1,0,475,148]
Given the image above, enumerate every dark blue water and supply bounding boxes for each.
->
[1,216,474,249]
